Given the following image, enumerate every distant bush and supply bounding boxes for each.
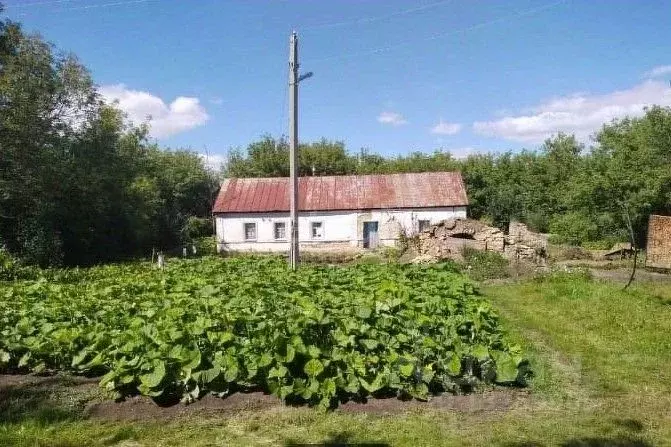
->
[581,237,627,251]
[378,246,402,262]
[461,247,509,281]
[522,211,549,233]
[0,248,18,281]
[194,236,217,255]
[548,212,598,246]
[478,215,495,227]
[550,245,593,261]
[182,216,213,242]
[398,230,420,253]
[0,247,40,281]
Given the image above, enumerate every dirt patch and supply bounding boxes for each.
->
[0,373,98,391]
[85,391,281,421]
[84,389,528,421]
[578,267,671,283]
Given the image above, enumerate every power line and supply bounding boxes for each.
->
[308,0,567,62]
[51,0,156,11]
[302,0,455,31]
[4,0,82,8]
[14,0,158,15]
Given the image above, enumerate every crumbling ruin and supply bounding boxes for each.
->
[646,215,671,270]
[414,218,548,264]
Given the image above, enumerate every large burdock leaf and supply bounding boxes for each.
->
[198,365,221,384]
[472,345,489,361]
[399,362,414,378]
[71,349,88,367]
[269,365,288,378]
[492,351,519,383]
[304,359,324,377]
[447,354,461,376]
[360,374,385,393]
[140,361,166,388]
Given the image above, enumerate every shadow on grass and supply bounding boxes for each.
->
[0,379,93,424]
[284,431,390,447]
[505,436,652,447]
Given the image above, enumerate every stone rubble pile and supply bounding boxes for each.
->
[414,218,547,264]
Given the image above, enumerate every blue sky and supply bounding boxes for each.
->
[5,0,671,164]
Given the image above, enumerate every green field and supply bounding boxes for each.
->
[1,259,670,446]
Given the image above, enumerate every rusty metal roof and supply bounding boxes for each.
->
[213,172,468,213]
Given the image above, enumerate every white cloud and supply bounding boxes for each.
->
[198,153,226,172]
[449,147,478,159]
[430,120,461,135]
[644,65,671,78]
[99,84,209,138]
[473,80,671,143]
[210,97,224,105]
[377,111,407,126]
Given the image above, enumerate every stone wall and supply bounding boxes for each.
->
[415,218,547,264]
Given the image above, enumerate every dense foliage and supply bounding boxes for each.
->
[462,247,510,281]
[0,257,527,408]
[227,114,671,246]
[4,6,670,266]
[0,12,216,267]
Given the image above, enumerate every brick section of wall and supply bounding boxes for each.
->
[646,215,671,269]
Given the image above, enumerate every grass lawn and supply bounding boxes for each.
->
[1,271,670,446]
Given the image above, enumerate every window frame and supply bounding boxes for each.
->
[243,222,257,241]
[273,221,287,240]
[310,221,324,240]
[418,219,431,232]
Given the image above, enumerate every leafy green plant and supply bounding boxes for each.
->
[182,217,213,242]
[461,247,510,281]
[548,212,598,246]
[0,257,528,409]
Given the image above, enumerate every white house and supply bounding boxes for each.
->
[212,172,468,252]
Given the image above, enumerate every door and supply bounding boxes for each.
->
[363,221,379,249]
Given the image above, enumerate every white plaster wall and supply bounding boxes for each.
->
[215,206,466,252]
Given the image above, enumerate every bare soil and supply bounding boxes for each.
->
[0,373,527,422]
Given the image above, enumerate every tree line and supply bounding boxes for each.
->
[227,107,671,248]
[1,12,217,266]
[3,7,670,267]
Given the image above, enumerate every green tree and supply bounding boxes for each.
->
[0,12,217,265]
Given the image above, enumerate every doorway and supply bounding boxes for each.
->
[363,221,379,249]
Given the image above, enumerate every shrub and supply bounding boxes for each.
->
[398,229,420,253]
[378,246,402,262]
[17,222,63,267]
[194,236,217,255]
[478,215,495,227]
[182,216,213,242]
[548,212,598,246]
[0,247,41,281]
[461,247,510,281]
[551,245,593,261]
[581,237,627,251]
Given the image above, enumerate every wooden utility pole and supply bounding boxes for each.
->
[289,31,299,270]
[288,31,312,270]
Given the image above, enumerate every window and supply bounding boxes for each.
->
[274,222,287,240]
[418,220,431,232]
[243,222,257,241]
[311,221,324,239]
